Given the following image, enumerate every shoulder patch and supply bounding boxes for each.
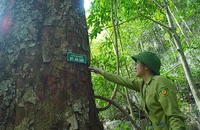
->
[158,87,169,97]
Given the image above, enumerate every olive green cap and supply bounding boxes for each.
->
[132,51,161,75]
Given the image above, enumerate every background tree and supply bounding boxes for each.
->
[0,0,103,129]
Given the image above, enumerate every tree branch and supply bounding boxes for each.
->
[94,95,141,130]
[152,0,164,8]
[163,63,182,75]
[140,14,171,31]
[96,84,118,111]
[117,16,141,27]
[96,0,121,112]
[103,16,141,30]
[96,103,111,111]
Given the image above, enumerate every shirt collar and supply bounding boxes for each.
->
[145,75,154,85]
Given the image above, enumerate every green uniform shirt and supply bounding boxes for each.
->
[104,71,186,130]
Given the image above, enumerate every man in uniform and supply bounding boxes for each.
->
[89,51,186,130]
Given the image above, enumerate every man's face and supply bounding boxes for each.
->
[135,60,146,77]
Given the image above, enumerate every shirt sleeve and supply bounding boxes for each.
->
[104,71,143,92]
[156,76,186,130]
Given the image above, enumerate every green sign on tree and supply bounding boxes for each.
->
[67,52,87,64]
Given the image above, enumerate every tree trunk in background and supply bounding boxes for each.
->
[0,0,103,129]
[164,0,200,111]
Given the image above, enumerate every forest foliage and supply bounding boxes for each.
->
[86,0,200,129]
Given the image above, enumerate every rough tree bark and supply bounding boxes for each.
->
[0,0,103,129]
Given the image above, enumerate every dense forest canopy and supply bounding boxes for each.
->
[86,0,200,129]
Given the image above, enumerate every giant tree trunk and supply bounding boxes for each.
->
[0,0,103,129]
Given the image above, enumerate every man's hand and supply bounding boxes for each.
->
[88,66,104,75]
